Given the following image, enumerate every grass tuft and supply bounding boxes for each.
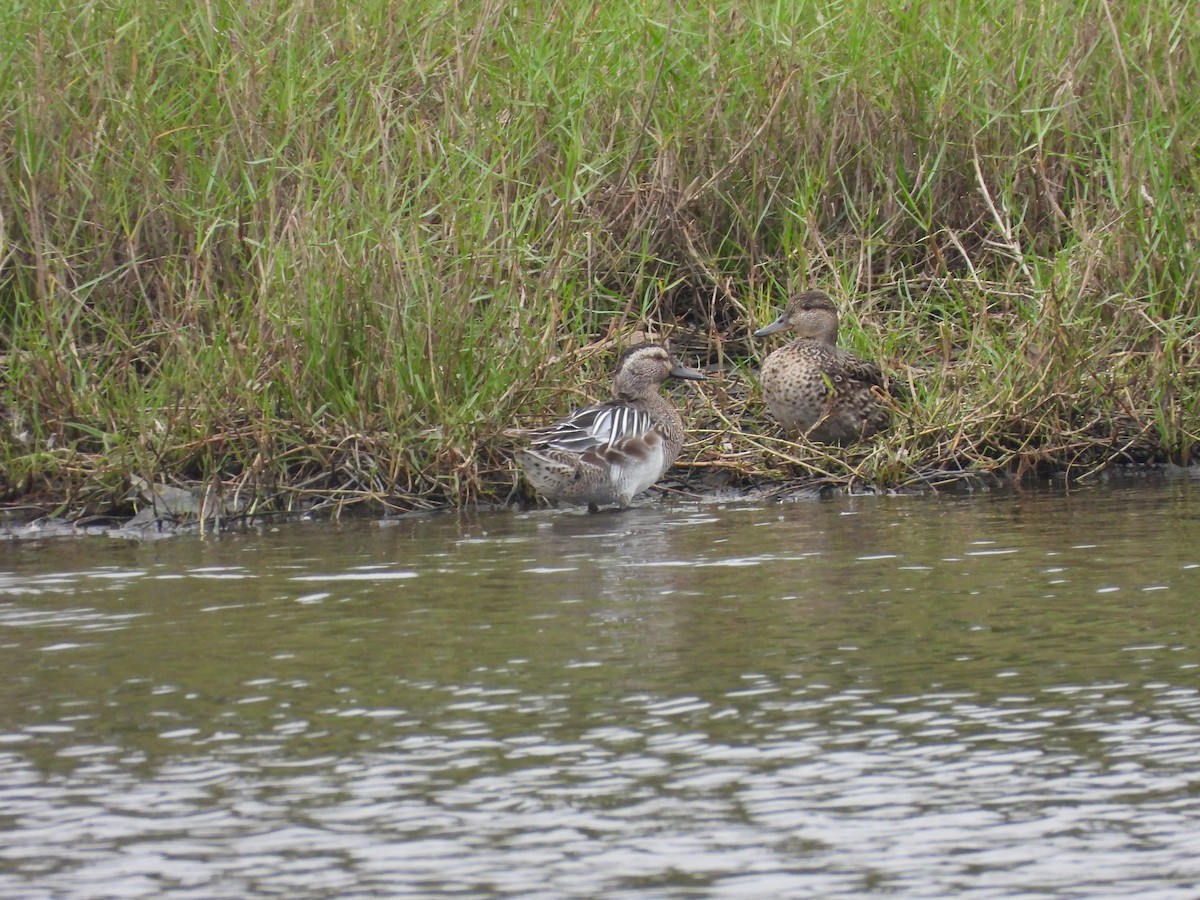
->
[2,0,1198,517]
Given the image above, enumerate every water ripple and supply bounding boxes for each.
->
[5,486,1200,897]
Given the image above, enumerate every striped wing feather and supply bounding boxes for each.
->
[531,401,654,455]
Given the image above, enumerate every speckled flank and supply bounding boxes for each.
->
[754,291,892,444]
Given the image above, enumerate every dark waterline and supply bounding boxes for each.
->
[2,478,1200,898]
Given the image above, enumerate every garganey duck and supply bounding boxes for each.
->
[515,343,705,510]
[753,290,897,443]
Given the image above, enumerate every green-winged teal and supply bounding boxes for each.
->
[753,290,895,443]
[515,343,705,510]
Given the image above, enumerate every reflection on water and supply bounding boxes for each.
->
[3,478,1200,897]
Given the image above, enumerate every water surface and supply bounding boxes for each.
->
[3,479,1200,897]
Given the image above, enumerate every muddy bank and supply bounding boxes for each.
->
[4,460,1195,542]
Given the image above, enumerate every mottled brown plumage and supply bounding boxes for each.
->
[753,291,894,443]
[515,344,705,509]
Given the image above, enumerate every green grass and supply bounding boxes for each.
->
[2,0,1199,516]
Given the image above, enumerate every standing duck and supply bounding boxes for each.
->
[515,343,705,510]
[753,290,895,443]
